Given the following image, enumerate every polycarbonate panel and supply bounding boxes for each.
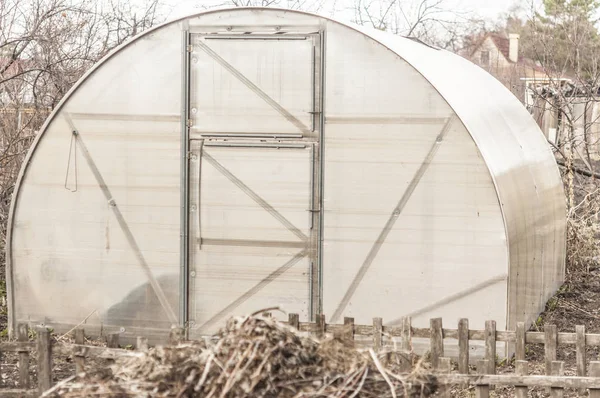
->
[188,144,312,335]
[190,34,316,135]
[9,22,183,342]
[321,22,508,330]
[364,29,566,329]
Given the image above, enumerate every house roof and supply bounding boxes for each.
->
[489,33,511,61]
[467,32,548,74]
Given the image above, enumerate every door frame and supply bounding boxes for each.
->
[180,25,326,332]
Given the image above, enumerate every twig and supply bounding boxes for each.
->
[56,309,98,342]
[369,348,397,398]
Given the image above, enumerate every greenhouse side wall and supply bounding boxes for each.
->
[8,22,184,341]
[370,29,567,329]
[320,20,509,331]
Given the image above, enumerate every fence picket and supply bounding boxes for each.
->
[438,357,451,398]
[372,318,382,352]
[17,324,29,389]
[576,325,586,395]
[74,328,85,375]
[36,328,52,394]
[475,359,490,398]
[430,318,443,369]
[342,317,354,342]
[516,322,526,361]
[400,316,411,352]
[316,314,326,338]
[545,324,558,376]
[550,361,564,398]
[136,336,148,351]
[590,362,600,398]
[515,360,528,398]
[484,321,496,375]
[169,327,185,344]
[458,318,469,374]
[288,313,299,330]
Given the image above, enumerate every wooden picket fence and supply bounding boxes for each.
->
[4,315,600,397]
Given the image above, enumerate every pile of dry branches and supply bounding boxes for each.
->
[46,315,437,398]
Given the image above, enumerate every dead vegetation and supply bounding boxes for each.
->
[44,314,437,398]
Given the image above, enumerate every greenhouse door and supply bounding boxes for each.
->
[185,30,323,335]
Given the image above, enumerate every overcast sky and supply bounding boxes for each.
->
[162,0,540,23]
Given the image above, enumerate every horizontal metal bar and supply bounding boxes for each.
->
[190,26,320,34]
[325,116,449,125]
[204,34,309,40]
[204,142,306,149]
[199,238,306,249]
[69,112,180,122]
[197,132,304,139]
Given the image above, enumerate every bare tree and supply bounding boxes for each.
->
[349,0,480,50]
[513,0,600,271]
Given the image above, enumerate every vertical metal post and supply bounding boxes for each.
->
[180,27,191,331]
[316,28,326,318]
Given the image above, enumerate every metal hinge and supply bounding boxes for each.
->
[186,119,193,127]
[187,44,193,53]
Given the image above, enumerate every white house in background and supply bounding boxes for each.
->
[461,32,559,107]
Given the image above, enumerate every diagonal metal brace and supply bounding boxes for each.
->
[330,116,456,323]
[386,274,508,326]
[196,40,312,135]
[203,151,308,242]
[197,249,308,332]
[63,113,178,325]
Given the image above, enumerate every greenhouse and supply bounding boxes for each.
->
[6,7,565,341]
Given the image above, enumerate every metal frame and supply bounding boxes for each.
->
[185,27,325,328]
[180,26,191,330]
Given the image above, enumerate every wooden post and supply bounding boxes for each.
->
[343,317,354,343]
[515,360,528,398]
[373,317,382,353]
[550,361,564,398]
[17,323,30,388]
[438,357,452,398]
[590,362,600,398]
[136,336,149,351]
[74,328,85,375]
[106,332,120,348]
[485,320,496,375]
[430,318,443,369]
[400,316,412,352]
[545,324,557,376]
[475,359,490,398]
[516,322,526,361]
[106,332,119,365]
[288,313,300,330]
[37,327,52,394]
[316,314,326,338]
[458,318,469,374]
[576,325,586,395]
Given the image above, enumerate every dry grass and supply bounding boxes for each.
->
[44,314,438,398]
